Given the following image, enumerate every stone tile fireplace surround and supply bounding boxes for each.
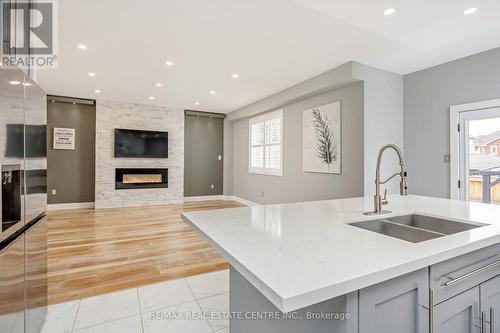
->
[95,100,183,209]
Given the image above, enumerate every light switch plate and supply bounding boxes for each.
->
[51,189,57,195]
[443,153,450,163]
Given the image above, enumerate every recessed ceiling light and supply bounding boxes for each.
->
[383,8,396,16]
[9,81,21,85]
[51,100,56,103]
[88,72,96,77]
[72,102,76,105]
[155,83,162,87]
[232,73,239,79]
[94,89,101,93]
[462,7,477,15]
[77,44,88,50]
[165,61,174,66]
[210,91,216,95]
[22,82,32,86]
[149,96,155,100]
[195,102,200,106]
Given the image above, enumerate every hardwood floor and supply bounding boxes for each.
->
[47,200,244,305]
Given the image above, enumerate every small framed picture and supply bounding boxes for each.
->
[53,127,76,150]
[302,101,342,174]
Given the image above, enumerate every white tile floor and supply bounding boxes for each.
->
[41,269,230,333]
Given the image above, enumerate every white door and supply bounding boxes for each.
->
[457,107,500,203]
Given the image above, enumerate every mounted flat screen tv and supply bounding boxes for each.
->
[114,129,168,158]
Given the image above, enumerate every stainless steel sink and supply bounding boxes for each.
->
[349,214,486,243]
[387,214,485,235]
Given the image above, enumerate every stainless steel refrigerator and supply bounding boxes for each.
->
[0,68,48,333]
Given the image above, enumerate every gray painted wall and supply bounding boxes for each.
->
[224,61,404,201]
[231,82,364,204]
[184,114,224,197]
[404,47,500,198]
[47,101,96,204]
[352,63,404,196]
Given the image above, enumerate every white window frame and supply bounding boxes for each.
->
[450,98,500,200]
[248,109,284,176]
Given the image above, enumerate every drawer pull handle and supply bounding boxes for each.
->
[429,289,434,333]
[444,258,500,287]
[491,307,495,333]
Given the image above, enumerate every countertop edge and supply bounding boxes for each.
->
[182,213,286,310]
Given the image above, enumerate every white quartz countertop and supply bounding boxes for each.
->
[182,195,500,312]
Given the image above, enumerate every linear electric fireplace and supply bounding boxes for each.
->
[115,168,168,189]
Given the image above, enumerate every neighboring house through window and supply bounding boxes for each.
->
[248,109,283,176]
[492,146,498,156]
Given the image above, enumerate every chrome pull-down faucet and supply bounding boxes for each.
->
[364,144,408,215]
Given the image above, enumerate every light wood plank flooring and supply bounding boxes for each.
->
[47,200,244,305]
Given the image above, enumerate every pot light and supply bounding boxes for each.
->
[88,72,96,77]
[23,82,32,86]
[77,44,88,50]
[94,89,101,93]
[51,100,56,103]
[149,96,155,100]
[383,8,396,16]
[232,73,239,79]
[210,90,216,95]
[9,81,21,85]
[462,7,477,15]
[155,83,162,87]
[165,61,174,66]
[72,102,76,105]
[195,102,200,106]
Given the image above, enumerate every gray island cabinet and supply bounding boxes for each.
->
[230,243,500,333]
[182,195,500,333]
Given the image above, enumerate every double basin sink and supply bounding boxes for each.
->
[349,214,486,243]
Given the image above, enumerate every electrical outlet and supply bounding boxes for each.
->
[51,189,57,195]
[218,155,222,161]
[210,184,215,190]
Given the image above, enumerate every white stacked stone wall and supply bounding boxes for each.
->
[95,100,184,209]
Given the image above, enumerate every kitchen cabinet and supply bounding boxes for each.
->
[431,275,500,333]
[481,275,500,333]
[25,217,47,333]
[0,235,25,333]
[357,244,500,333]
[432,286,480,333]
[1,65,47,333]
[359,268,429,333]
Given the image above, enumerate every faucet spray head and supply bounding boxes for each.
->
[400,171,408,196]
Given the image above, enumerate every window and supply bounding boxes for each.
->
[492,146,498,156]
[248,109,283,176]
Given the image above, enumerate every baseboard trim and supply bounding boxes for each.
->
[183,195,260,206]
[183,195,225,202]
[224,196,260,206]
[49,197,259,210]
[48,202,95,210]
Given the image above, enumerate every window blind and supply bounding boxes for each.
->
[248,109,283,176]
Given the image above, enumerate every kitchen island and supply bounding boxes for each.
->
[182,195,500,333]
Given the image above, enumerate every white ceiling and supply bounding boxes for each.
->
[37,0,500,113]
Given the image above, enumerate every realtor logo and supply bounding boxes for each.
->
[2,0,58,68]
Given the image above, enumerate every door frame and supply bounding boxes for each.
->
[450,98,500,200]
